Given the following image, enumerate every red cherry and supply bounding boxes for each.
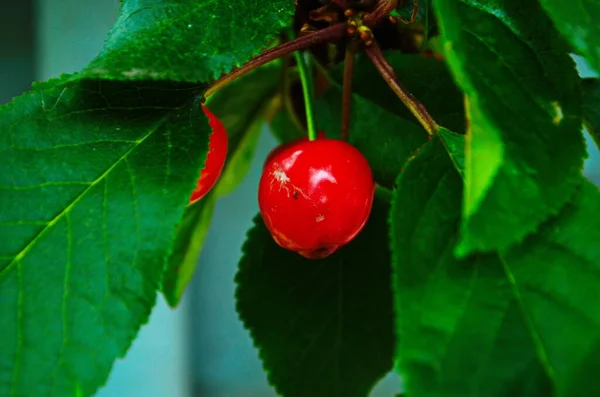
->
[189,105,229,204]
[263,131,326,168]
[258,137,375,259]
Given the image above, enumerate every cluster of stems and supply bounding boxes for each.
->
[205,0,437,140]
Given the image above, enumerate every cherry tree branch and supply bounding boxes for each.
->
[205,23,347,98]
[364,41,437,135]
[363,0,398,26]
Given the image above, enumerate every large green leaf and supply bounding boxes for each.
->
[539,0,600,74]
[502,181,600,390]
[235,193,395,397]
[329,52,465,133]
[314,88,428,188]
[82,0,295,82]
[391,132,600,395]
[434,0,585,256]
[582,78,600,148]
[391,137,551,397]
[561,341,600,397]
[162,62,282,307]
[0,76,210,396]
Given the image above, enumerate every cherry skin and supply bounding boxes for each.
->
[258,137,375,259]
[263,131,326,168]
[189,105,229,204]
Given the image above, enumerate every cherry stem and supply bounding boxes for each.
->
[205,23,346,98]
[341,43,357,142]
[293,49,318,141]
[364,41,437,135]
[364,0,398,26]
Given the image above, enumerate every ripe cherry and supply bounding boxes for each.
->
[189,105,229,204]
[263,131,326,168]
[259,137,375,259]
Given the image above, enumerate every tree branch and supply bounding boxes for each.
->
[364,41,437,135]
[205,23,347,98]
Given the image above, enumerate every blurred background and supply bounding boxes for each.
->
[0,1,598,397]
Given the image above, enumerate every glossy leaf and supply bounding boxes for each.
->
[82,0,295,82]
[539,0,600,73]
[503,181,600,389]
[315,88,429,188]
[0,77,210,395]
[582,78,600,148]
[439,127,465,176]
[236,193,395,397]
[561,341,600,397]
[391,132,600,395]
[391,137,551,397]
[435,0,585,256]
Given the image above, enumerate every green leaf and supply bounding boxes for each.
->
[435,0,585,256]
[235,194,395,397]
[0,76,210,395]
[315,88,428,188]
[329,52,465,133]
[502,181,600,389]
[582,78,600,148]
[390,137,551,397]
[438,127,465,176]
[561,341,600,397]
[539,0,600,74]
[82,0,295,82]
[391,132,600,394]
[162,194,216,307]
[162,62,283,306]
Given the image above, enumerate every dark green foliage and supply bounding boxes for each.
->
[2,0,600,396]
[236,194,395,397]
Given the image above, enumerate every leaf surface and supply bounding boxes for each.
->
[390,131,600,395]
[390,137,551,397]
[82,0,295,82]
[434,0,585,255]
[235,194,395,397]
[503,180,600,389]
[539,0,600,73]
[0,77,210,396]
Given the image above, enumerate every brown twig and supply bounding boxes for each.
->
[205,23,347,98]
[330,0,351,9]
[341,43,357,141]
[363,0,398,27]
[364,41,437,135]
